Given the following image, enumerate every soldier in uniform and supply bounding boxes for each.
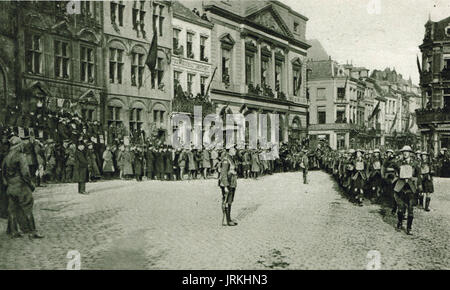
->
[419,151,434,212]
[218,146,238,226]
[74,142,89,195]
[368,149,383,200]
[2,136,44,239]
[352,149,367,206]
[300,149,309,184]
[392,145,421,235]
[382,149,397,214]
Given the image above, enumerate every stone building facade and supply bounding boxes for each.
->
[201,0,310,145]
[417,16,450,154]
[103,0,173,143]
[15,1,104,128]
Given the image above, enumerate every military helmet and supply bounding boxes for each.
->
[348,149,355,154]
[373,149,380,153]
[386,149,394,154]
[415,150,422,155]
[421,151,429,156]
[400,145,413,153]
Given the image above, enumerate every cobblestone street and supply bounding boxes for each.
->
[0,171,449,270]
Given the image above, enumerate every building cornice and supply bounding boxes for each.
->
[205,4,311,51]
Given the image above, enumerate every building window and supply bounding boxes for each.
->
[245,54,255,85]
[261,58,269,86]
[131,52,145,87]
[157,57,164,87]
[82,108,95,121]
[200,76,208,95]
[317,88,326,100]
[187,73,195,94]
[132,0,146,35]
[129,108,143,132]
[109,48,123,84]
[111,1,124,26]
[294,22,299,32]
[159,6,164,36]
[173,29,180,50]
[336,108,346,123]
[275,61,283,92]
[318,110,326,124]
[81,1,93,16]
[80,46,95,83]
[200,36,207,61]
[153,110,165,127]
[26,34,42,74]
[108,106,122,126]
[54,40,70,79]
[293,67,301,96]
[222,48,231,83]
[444,57,450,71]
[187,32,194,59]
[337,87,345,99]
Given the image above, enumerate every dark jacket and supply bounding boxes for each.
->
[74,149,89,183]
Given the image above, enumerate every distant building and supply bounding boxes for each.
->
[307,59,374,149]
[417,15,450,154]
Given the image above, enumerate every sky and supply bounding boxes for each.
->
[183,0,450,85]
[279,0,450,85]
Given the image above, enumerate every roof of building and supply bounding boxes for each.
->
[307,39,329,61]
[173,1,213,28]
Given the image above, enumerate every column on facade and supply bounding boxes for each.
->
[271,45,276,91]
[256,40,262,86]
[284,49,290,99]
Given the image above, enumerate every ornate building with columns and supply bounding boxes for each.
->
[201,0,310,145]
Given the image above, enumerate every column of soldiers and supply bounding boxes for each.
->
[316,145,437,235]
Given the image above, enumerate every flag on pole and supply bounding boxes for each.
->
[417,55,422,75]
[205,66,217,101]
[368,101,380,121]
[390,111,398,133]
[146,32,158,72]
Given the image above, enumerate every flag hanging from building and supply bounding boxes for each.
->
[417,55,422,75]
[390,111,398,133]
[368,101,380,121]
[146,32,158,72]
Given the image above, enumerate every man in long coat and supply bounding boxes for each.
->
[74,142,89,194]
[2,136,44,238]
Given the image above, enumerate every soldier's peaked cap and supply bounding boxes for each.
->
[373,149,380,153]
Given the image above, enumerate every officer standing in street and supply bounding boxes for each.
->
[74,141,89,195]
[300,149,309,184]
[2,136,44,239]
[218,146,238,226]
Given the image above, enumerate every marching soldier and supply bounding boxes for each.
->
[392,145,421,235]
[382,149,397,214]
[2,136,44,239]
[352,149,367,206]
[368,149,383,200]
[419,151,434,212]
[218,146,238,226]
[74,141,89,195]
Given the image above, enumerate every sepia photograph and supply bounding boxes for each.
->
[0,0,449,275]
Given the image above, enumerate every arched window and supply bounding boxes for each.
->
[220,34,235,84]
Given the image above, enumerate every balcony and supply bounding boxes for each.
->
[416,108,450,125]
[309,122,361,131]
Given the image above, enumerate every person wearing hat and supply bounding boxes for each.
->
[102,145,115,180]
[154,145,165,180]
[368,149,383,201]
[218,145,238,226]
[2,136,44,239]
[351,149,367,206]
[419,151,434,212]
[0,130,10,220]
[74,141,89,195]
[299,148,309,184]
[392,145,422,235]
[187,145,197,180]
[382,149,397,214]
